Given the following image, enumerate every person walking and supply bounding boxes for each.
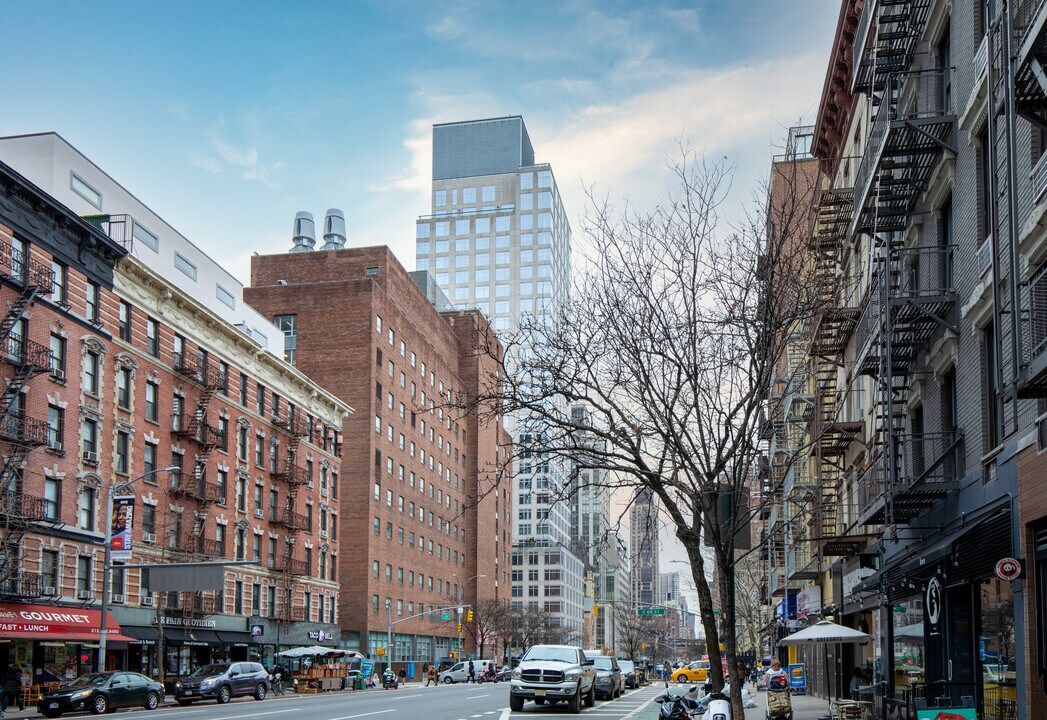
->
[763,657,789,690]
[425,664,437,687]
[397,667,407,688]
[1,663,24,716]
[467,660,475,683]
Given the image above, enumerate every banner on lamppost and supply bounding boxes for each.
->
[111,495,135,563]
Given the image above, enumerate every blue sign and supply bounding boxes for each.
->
[407,662,415,679]
[788,663,806,689]
[360,659,375,679]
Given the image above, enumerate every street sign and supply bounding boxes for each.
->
[441,612,451,620]
[637,607,665,616]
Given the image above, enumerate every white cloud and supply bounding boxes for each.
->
[188,154,221,174]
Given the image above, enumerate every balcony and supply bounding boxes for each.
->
[853,69,955,237]
[271,509,308,532]
[270,462,308,486]
[272,409,311,438]
[852,0,932,94]
[174,532,222,557]
[1019,262,1047,397]
[786,544,819,582]
[272,556,308,576]
[1014,0,1047,122]
[0,336,51,371]
[814,502,869,557]
[0,239,55,292]
[0,411,48,446]
[83,214,133,252]
[0,491,49,522]
[857,432,964,526]
[172,353,226,390]
[169,475,223,506]
[171,414,223,450]
[0,571,44,598]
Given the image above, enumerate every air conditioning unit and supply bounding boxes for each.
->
[76,590,92,600]
[82,451,99,466]
[50,369,66,382]
[141,597,154,607]
[49,441,63,453]
[254,509,263,518]
[112,594,125,604]
[320,530,328,539]
[143,532,157,543]
[43,586,57,596]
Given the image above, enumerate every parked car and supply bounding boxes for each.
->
[619,660,641,689]
[509,644,597,714]
[591,656,624,699]
[39,672,164,718]
[174,662,269,704]
[439,659,496,683]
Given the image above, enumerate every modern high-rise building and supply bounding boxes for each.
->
[415,116,583,639]
[630,488,660,608]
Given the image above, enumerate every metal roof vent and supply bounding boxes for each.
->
[321,208,347,250]
[290,211,316,253]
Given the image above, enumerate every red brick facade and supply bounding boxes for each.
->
[246,246,511,657]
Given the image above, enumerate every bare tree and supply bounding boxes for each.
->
[467,598,511,660]
[613,602,661,660]
[457,148,820,716]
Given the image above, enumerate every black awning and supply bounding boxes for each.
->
[165,628,222,647]
[122,626,161,645]
[216,631,253,647]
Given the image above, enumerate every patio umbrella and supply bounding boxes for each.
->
[277,645,352,658]
[780,620,871,711]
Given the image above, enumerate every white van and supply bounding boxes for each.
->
[439,659,496,683]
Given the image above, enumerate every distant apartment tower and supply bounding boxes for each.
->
[415,117,583,639]
[630,488,660,607]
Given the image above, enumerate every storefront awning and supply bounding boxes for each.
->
[216,631,253,647]
[164,628,222,647]
[122,626,161,645]
[0,602,133,643]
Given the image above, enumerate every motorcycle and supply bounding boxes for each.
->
[699,688,731,720]
[382,669,399,690]
[476,669,499,684]
[654,686,702,720]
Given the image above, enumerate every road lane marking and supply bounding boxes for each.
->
[465,694,490,699]
[499,710,512,720]
[329,711,396,720]
[206,710,300,720]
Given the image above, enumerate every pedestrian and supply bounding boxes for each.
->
[425,664,437,687]
[1,663,24,716]
[763,657,788,690]
[467,660,475,683]
[849,667,869,701]
[398,667,407,687]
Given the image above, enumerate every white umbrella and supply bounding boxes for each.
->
[277,645,357,658]
[779,620,871,711]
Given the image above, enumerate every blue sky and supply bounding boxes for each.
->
[4,0,839,283]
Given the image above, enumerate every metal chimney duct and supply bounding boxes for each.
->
[321,209,347,250]
[290,211,316,253]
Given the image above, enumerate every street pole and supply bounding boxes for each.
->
[454,573,485,660]
[98,467,178,670]
[387,599,393,672]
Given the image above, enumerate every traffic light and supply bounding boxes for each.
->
[457,622,463,633]
[467,610,474,622]
[593,604,599,617]
[376,648,385,656]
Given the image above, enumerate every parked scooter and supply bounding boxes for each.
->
[654,685,702,720]
[382,669,399,689]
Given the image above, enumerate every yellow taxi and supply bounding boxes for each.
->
[671,659,710,683]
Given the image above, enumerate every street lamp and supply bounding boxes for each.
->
[453,573,486,659]
[97,466,179,668]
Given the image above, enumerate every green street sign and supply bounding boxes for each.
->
[441,612,451,620]
[893,605,907,613]
[637,607,665,616]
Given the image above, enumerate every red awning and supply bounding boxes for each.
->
[0,603,132,643]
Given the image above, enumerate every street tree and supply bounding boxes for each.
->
[455,149,820,717]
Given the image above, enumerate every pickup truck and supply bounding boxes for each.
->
[509,644,597,714]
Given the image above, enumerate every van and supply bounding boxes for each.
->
[438,659,495,683]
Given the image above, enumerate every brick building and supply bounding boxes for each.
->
[0,138,350,685]
[245,244,512,664]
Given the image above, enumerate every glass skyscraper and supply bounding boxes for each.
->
[415,116,582,639]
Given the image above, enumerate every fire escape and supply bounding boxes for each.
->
[808,182,866,557]
[1012,0,1047,397]
[169,351,225,615]
[270,408,310,623]
[0,239,55,598]
[851,0,961,528]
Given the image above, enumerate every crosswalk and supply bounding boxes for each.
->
[502,685,663,719]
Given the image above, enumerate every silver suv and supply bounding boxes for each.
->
[509,644,597,714]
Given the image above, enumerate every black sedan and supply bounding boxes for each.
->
[39,672,164,717]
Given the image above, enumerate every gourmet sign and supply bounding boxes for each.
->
[0,603,123,639]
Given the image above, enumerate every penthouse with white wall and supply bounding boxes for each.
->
[0,132,279,351]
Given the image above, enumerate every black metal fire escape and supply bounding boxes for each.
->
[270,408,310,623]
[851,0,961,529]
[0,238,56,597]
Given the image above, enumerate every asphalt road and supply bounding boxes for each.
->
[6,681,665,720]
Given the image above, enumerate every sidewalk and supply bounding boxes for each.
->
[631,688,836,720]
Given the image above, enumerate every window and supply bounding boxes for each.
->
[51,262,67,305]
[43,477,59,520]
[81,418,98,455]
[174,253,197,281]
[78,487,95,530]
[984,321,1003,450]
[145,381,158,422]
[142,505,156,536]
[115,431,130,474]
[49,333,65,378]
[143,442,157,478]
[86,283,101,324]
[46,405,63,452]
[239,373,249,405]
[978,127,992,241]
[496,216,510,232]
[71,173,102,208]
[216,284,236,309]
[132,221,158,252]
[275,314,297,365]
[117,367,132,410]
[146,318,160,357]
[76,556,92,595]
[256,384,267,415]
[216,525,226,557]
